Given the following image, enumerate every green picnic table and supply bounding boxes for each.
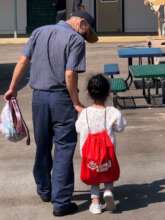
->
[129,64,165,104]
[129,64,165,78]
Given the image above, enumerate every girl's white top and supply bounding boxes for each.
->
[75,106,127,151]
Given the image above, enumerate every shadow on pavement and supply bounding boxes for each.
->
[114,179,165,213]
[74,179,165,213]
[73,190,91,212]
[0,63,29,95]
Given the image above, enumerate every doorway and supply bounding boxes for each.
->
[96,0,123,33]
[27,0,57,33]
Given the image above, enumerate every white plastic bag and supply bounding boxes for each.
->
[0,98,30,144]
[0,101,17,140]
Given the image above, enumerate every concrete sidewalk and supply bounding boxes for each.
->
[0,35,165,45]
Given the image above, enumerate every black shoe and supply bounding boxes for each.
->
[53,203,78,216]
[39,194,51,202]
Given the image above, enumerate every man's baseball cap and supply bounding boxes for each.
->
[71,10,98,43]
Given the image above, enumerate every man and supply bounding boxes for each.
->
[4,11,98,216]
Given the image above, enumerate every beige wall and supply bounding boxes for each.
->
[124,0,157,32]
[0,0,27,34]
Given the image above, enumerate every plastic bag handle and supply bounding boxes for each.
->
[9,97,30,145]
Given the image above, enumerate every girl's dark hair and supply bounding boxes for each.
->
[87,74,110,102]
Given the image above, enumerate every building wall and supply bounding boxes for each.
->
[124,0,157,32]
[83,0,94,16]
[0,0,161,34]
[0,0,27,34]
[66,0,94,17]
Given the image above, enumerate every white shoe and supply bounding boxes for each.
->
[103,190,116,211]
[89,203,102,214]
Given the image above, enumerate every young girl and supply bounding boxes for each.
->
[75,74,126,214]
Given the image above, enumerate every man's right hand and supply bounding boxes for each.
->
[4,88,17,101]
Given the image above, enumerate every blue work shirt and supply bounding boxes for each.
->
[23,21,86,90]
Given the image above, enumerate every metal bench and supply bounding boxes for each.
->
[104,64,127,92]
[104,64,120,78]
[110,78,127,93]
[104,64,130,108]
[129,64,165,105]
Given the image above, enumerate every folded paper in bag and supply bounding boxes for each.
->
[0,97,30,145]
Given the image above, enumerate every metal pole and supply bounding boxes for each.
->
[157,10,161,36]
[14,0,18,38]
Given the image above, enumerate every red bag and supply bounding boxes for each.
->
[9,97,30,145]
[80,109,120,185]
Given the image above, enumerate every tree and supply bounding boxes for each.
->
[144,0,165,36]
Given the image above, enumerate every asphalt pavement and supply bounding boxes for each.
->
[0,42,165,220]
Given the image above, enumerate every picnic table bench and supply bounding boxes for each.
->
[129,64,165,105]
[118,47,165,88]
[104,63,129,108]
